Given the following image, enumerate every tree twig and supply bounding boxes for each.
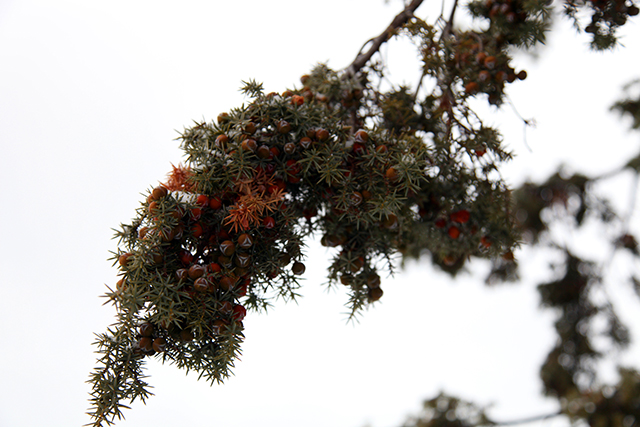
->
[343,0,425,79]
[491,410,563,426]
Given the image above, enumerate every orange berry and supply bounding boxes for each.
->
[151,186,168,200]
[385,167,399,182]
[315,128,330,141]
[465,81,480,94]
[484,56,497,69]
[241,138,257,152]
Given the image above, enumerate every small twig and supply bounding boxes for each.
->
[492,410,563,426]
[343,0,425,79]
[440,0,459,41]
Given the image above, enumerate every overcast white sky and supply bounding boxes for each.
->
[1,1,639,426]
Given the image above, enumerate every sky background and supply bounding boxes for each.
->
[0,1,639,426]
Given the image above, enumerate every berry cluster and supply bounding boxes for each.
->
[583,0,639,48]
[91,66,519,426]
[457,35,528,104]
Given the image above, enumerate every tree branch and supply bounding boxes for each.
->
[492,411,563,426]
[343,0,425,78]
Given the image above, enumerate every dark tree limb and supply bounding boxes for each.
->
[343,0,425,78]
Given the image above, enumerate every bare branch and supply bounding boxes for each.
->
[343,0,425,78]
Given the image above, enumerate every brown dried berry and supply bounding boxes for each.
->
[283,142,296,155]
[292,261,306,275]
[241,138,257,152]
[152,337,166,352]
[237,233,253,249]
[368,287,383,302]
[151,186,168,200]
[315,128,330,141]
[220,240,236,256]
[354,129,369,143]
[139,323,154,337]
[194,277,209,292]
[299,137,312,149]
[188,264,205,279]
[277,120,291,134]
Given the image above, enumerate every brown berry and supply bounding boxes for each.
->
[299,137,312,149]
[354,129,369,143]
[292,261,306,275]
[217,112,230,124]
[151,186,168,200]
[277,120,291,134]
[241,138,257,152]
[220,240,236,256]
[315,128,330,141]
[152,337,166,352]
[237,233,253,249]
[385,167,399,182]
[188,264,205,279]
[368,287,383,302]
[465,81,480,94]
[139,323,154,337]
[194,277,209,292]
[138,337,153,352]
[283,142,296,155]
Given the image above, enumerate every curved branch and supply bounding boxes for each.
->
[343,0,425,79]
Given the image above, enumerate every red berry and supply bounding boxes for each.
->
[190,207,202,220]
[209,262,222,273]
[435,218,447,228]
[263,216,276,229]
[451,209,470,224]
[179,250,194,266]
[209,197,222,210]
[232,304,247,322]
[481,236,492,248]
[192,223,204,238]
[448,226,461,239]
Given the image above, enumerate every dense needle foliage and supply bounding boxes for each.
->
[87,0,640,425]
